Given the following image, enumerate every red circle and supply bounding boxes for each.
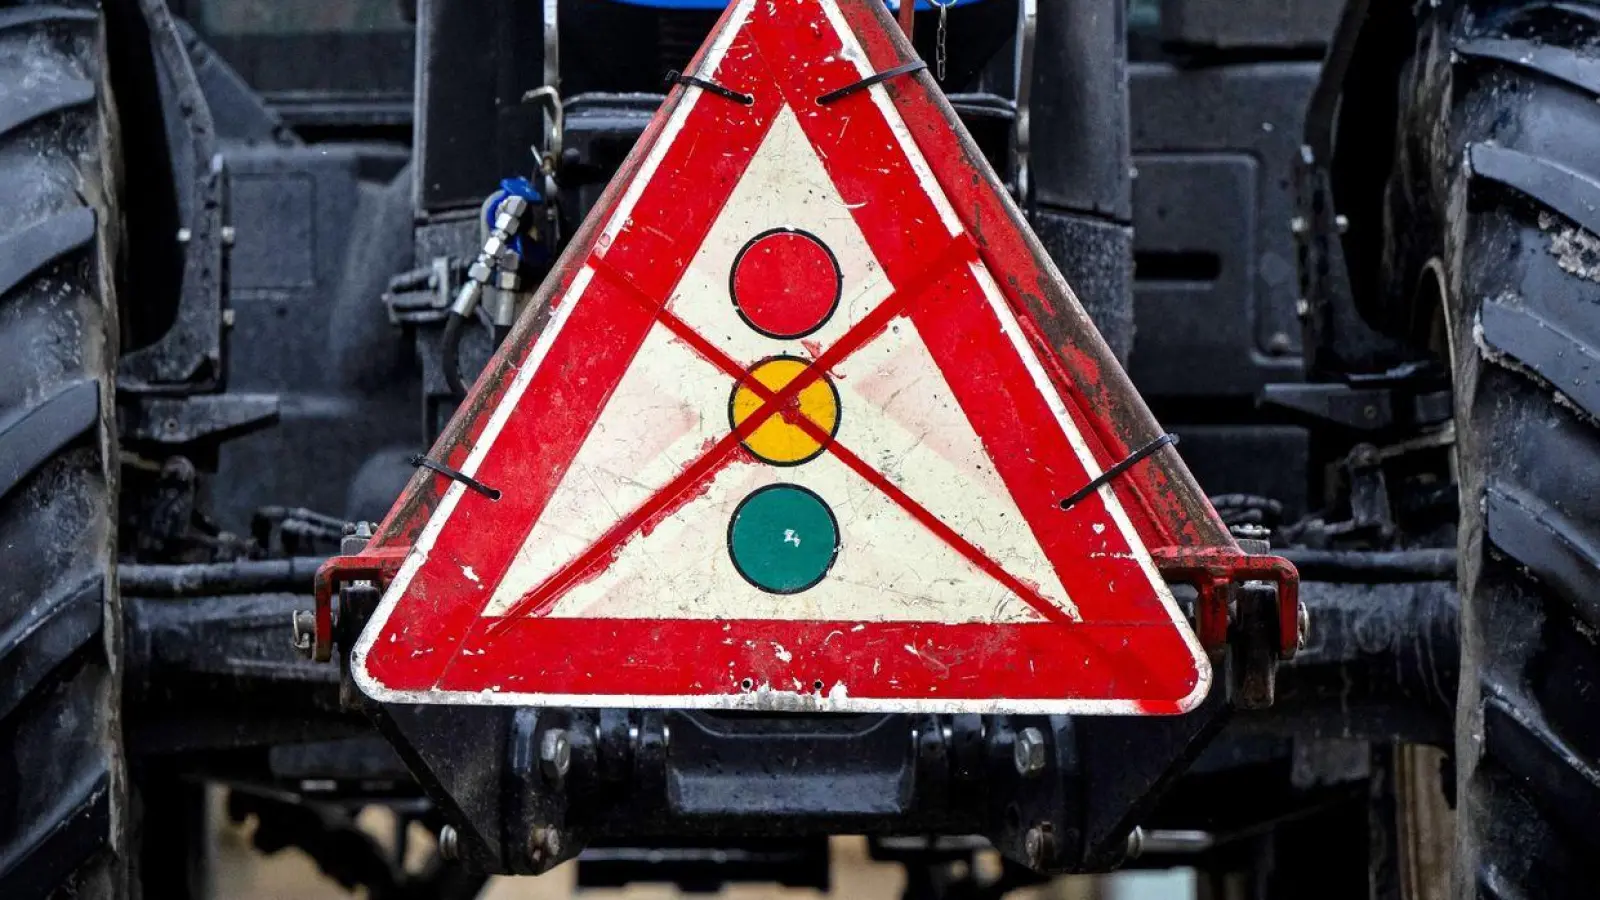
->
[731,230,841,339]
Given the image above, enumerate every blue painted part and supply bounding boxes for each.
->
[487,177,546,261]
[610,0,984,8]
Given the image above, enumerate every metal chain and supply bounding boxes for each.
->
[933,0,957,81]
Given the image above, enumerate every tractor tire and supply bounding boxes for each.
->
[0,5,125,899]
[1384,1,1600,896]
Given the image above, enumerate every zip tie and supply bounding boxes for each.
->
[409,454,502,501]
[665,69,754,106]
[817,60,929,105]
[1058,433,1179,512]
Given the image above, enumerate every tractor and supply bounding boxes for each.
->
[0,0,1594,897]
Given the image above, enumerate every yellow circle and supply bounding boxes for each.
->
[730,357,840,465]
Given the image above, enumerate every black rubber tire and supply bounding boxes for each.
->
[1383,1,1600,896]
[0,4,125,899]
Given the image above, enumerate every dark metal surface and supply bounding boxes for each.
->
[1278,548,1456,583]
[1293,0,1420,378]
[123,393,280,445]
[414,0,547,214]
[1128,62,1316,396]
[117,0,228,394]
[210,146,418,533]
[577,839,831,893]
[120,557,327,596]
[1031,0,1131,222]
[1242,580,1457,745]
[1029,0,1134,362]
[1157,0,1343,50]
[116,575,1459,875]
[1261,379,1451,432]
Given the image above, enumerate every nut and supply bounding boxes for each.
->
[438,825,459,861]
[494,270,522,292]
[528,825,562,870]
[500,194,530,217]
[1297,602,1311,652]
[539,728,571,782]
[1023,824,1055,870]
[1013,726,1047,777]
[1125,826,1145,860]
[341,521,375,556]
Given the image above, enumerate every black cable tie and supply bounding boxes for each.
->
[1058,433,1180,512]
[409,454,502,501]
[816,60,929,105]
[665,69,754,106]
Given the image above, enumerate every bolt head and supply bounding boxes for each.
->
[1013,726,1047,777]
[438,825,459,861]
[341,522,375,556]
[291,610,316,658]
[527,825,562,869]
[1022,825,1054,869]
[1297,602,1311,652]
[540,729,571,781]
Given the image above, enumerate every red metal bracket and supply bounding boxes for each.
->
[312,547,409,662]
[315,545,1301,667]
[1151,546,1301,660]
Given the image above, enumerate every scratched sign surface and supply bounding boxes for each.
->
[352,0,1210,714]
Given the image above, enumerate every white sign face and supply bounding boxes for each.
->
[353,0,1208,716]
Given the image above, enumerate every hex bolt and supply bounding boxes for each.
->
[291,610,316,658]
[1023,824,1055,870]
[341,521,375,556]
[1126,826,1145,860]
[528,825,562,869]
[540,728,571,782]
[1013,727,1047,777]
[438,825,459,861]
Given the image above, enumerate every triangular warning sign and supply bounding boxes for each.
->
[353,0,1213,714]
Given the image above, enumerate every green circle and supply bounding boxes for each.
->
[727,485,839,594]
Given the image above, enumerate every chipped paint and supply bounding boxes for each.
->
[350,0,1211,716]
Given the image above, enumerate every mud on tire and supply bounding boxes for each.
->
[0,4,124,898]
[1384,1,1600,896]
